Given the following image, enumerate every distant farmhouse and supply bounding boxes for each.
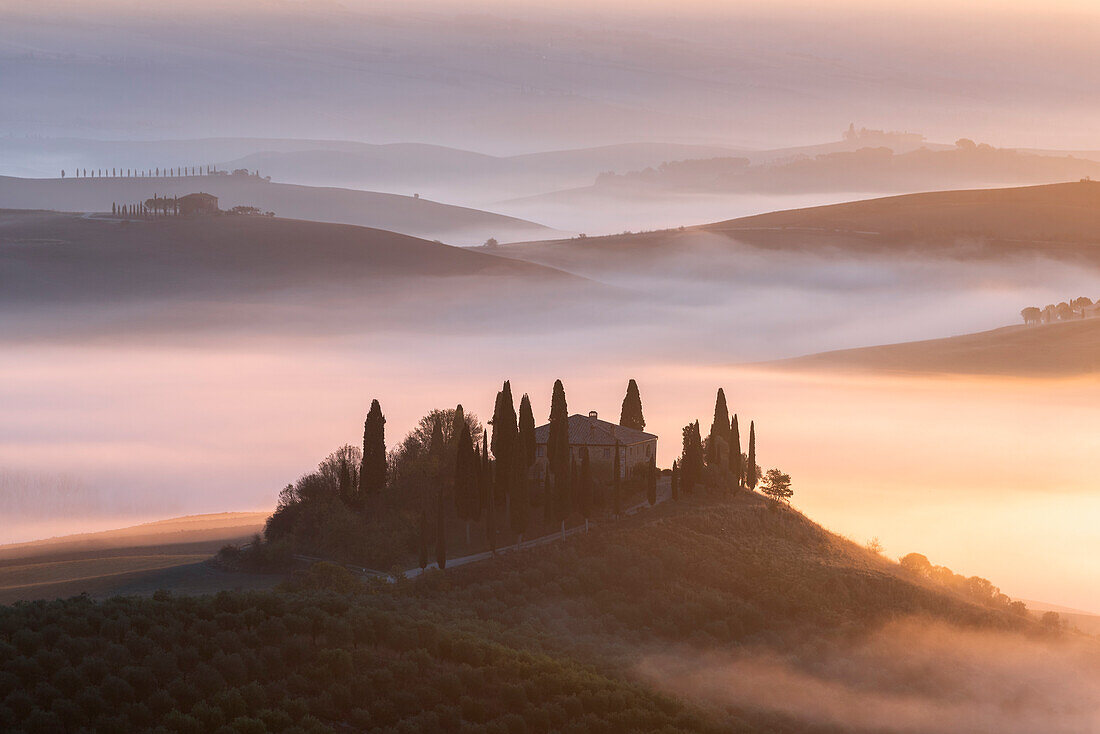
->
[533,411,656,483]
[179,192,219,216]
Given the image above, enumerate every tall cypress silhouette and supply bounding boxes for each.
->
[453,422,476,544]
[619,379,645,430]
[681,421,704,494]
[518,393,536,469]
[707,388,730,467]
[357,399,386,505]
[671,460,680,501]
[547,380,570,527]
[491,382,518,516]
[730,414,742,488]
[746,421,758,491]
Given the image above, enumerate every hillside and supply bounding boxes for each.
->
[0,491,1056,733]
[0,210,591,340]
[711,180,1100,246]
[771,319,1100,377]
[500,182,1100,274]
[0,175,553,245]
[0,513,270,605]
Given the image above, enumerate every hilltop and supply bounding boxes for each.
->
[0,175,553,244]
[771,318,1100,378]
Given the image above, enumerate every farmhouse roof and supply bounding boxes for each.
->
[534,412,656,447]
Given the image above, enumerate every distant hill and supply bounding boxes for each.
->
[711,181,1100,250]
[771,319,1100,377]
[500,182,1100,274]
[0,512,271,605]
[593,145,1100,197]
[0,210,593,340]
[0,175,553,244]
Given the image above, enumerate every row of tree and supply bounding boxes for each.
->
[1021,297,1097,324]
[62,165,220,178]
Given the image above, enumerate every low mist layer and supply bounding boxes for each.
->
[640,618,1100,733]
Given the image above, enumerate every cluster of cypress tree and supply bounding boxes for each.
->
[678,388,758,495]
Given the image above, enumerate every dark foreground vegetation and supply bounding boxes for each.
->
[0,488,1046,734]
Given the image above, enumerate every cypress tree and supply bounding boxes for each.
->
[491,382,518,515]
[612,439,622,517]
[730,414,742,488]
[746,421,758,491]
[707,388,730,467]
[479,438,490,521]
[512,392,534,542]
[428,414,444,475]
[547,379,570,525]
[671,460,680,500]
[518,393,536,469]
[578,446,592,532]
[436,486,446,570]
[453,421,475,545]
[619,378,645,431]
[681,421,704,494]
[647,455,657,506]
[418,509,428,570]
[357,399,386,505]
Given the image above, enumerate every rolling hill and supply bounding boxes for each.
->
[771,318,1100,377]
[0,175,553,245]
[0,491,1067,733]
[0,512,271,605]
[500,181,1100,273]
[0,210,595,340]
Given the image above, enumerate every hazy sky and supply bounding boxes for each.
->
[4,0,1100,151]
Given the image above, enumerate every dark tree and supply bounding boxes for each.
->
[418,509,429,570]
[547,379,571,527]
[730,414,743,488]
[707,388,730,467]
[357,399,387,504]
[746,421,758,491]
[680,421,704,494]
[761,468,793,504]
[428,415,444,475]
[491,382,518,514]
[578,446,592,532]
[670,460,680,501]
[518,393,536,468]
[619,379,645,430]
[647,455,657,506]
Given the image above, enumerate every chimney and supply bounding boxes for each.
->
[589,410,598,423]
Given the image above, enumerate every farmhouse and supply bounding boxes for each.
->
[179,192,219,216]
[533,411,657,483]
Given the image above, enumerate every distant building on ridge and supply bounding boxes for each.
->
[179,192,219,216]
[533,411,657,483]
